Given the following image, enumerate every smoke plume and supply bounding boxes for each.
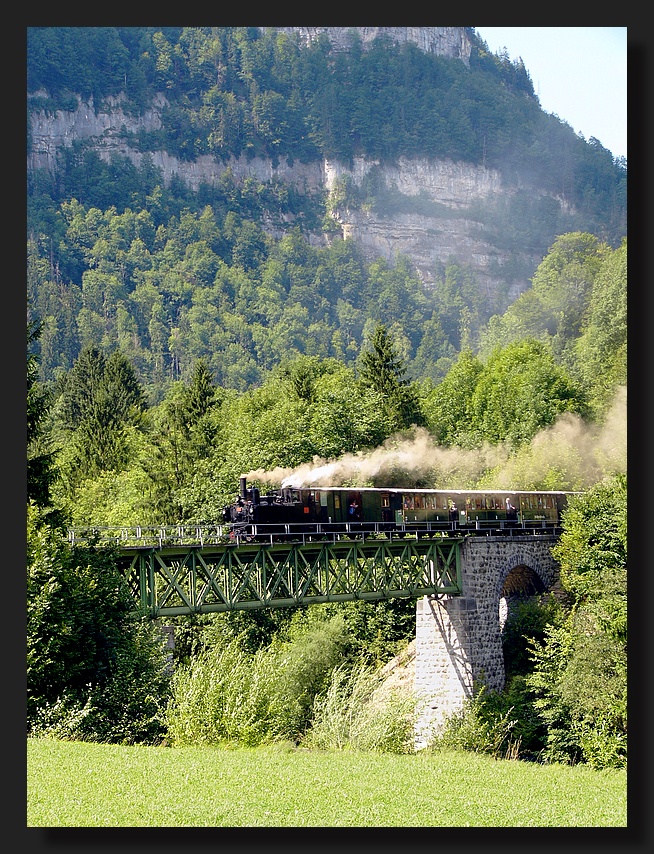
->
[244,386,626,492]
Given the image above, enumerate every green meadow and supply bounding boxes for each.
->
[27,738,626,827]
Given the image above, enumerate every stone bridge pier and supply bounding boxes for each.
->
[413,535,561,748]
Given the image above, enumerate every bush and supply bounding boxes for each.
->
[266,611,352,737]
[527,611,627,769]
[526,477,627,769]
[574,713,627,770]
[427,686,520,760]
[165,610,351,746]
[475,675,547,761]
[27,503,172,744]
[501,595,561,680]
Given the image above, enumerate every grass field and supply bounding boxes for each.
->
[27,737,627,827]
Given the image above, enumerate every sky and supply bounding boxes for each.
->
[474,27,627,162]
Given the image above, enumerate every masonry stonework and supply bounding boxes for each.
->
[414,535,560,748]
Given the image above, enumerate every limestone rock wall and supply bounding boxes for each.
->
[324,155,519,293]
[263,27,472,63]
[28,78,545,300]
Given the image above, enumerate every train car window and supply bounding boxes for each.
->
[334,494,341,510]
[320,491,328,507]
[425,494,436,510]
[404,494,414,510]
[381,493,390,508]
[414,494,424,509]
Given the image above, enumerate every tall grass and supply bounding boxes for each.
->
[165,639,276,746]
[304,659,416,753]
[166,613,351,746]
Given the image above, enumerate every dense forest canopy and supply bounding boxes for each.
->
[27,27,624,185]
[26,26,628,511]
[27,27,625,216]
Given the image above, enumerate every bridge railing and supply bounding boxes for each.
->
[67,525,229,548]
[67,519,561,550]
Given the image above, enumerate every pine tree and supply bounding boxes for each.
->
[358,323,424,430]
[57,345,145,479]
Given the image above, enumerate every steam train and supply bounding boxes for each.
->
[222,477,576,541]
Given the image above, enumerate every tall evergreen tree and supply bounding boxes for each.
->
[57,345,145,481]
[103,349,146,423]
[358,323,423,430]
[181,358,216,422]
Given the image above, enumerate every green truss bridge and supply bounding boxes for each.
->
[67,525,464,618]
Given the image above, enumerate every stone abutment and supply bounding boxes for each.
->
[413,535,561,748]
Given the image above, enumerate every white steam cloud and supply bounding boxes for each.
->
[244,386,626,492]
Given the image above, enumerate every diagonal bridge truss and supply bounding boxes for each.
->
[116,535,463,618]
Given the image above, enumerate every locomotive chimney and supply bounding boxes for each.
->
[239,477,248,500]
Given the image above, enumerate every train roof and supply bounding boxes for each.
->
[277,486,579,495]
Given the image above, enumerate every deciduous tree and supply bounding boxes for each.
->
[527,476,627,768]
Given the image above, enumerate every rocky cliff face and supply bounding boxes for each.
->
[262,27,472,63]
[323,156,524,297]
[28,84,545,303]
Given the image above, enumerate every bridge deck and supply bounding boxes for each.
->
[68,520,561,550]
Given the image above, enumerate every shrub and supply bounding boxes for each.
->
[527,610,627,769]
[501,594,561,680]
[165,611,351,746]
[526,477,627,769]
[427,686,520,760]
[475,675,547,761]
[27,503,172,744]
[266,611,352,738]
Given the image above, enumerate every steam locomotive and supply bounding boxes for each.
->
[222,477,576,541]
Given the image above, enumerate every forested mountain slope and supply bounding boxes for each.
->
[27,26,626,395]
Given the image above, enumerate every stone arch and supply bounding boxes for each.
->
[498,564,547,630]
[494,546,559,623]
[493,546,560,687]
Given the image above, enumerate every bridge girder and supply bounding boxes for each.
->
[117,536,464,617]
